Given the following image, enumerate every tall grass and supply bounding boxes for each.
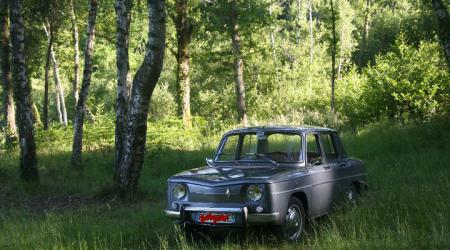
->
[0,120,449,249]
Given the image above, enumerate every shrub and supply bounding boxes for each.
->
[362,36,450,122]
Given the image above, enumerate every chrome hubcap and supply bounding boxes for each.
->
[347,189,356,205]
[285,204,302,240]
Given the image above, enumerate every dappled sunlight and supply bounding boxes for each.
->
[1,120,450,248]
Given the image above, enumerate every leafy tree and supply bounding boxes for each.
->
[363,36,450,122]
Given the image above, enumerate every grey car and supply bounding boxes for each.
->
[164,126,367,241]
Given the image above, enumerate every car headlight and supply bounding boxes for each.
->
[247,185,263,201]
[173,183,186,199]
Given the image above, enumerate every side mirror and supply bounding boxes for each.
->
[206,158,214,167]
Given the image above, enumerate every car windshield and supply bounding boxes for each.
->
[216,132,303,163]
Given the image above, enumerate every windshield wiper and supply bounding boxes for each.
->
[245,153,279,167]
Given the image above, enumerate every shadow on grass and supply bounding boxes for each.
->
[0,146,214,211]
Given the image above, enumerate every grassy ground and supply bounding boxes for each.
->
[0,120,449,249]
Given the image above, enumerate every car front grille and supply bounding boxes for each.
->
[187,184,244,203]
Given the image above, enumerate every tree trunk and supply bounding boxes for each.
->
[432,0,450,72]
[337,57,343,80]
[329,0,336,114]
[114,0,132,174]
[54,74,62,123]
[230,0,248,126]
[70,0,80,107]
[1,0,17,142]
[31,102,41,126]
[307,0,314,98]
[175,0,193,129]
[337,24,344,80]
[71,0,97,168]
[308,0,314,64]
[44,22,68,127]
[43,23,61,125]
[358,0,370,67]
[116,0,166,195]
[295,0,301,45]
[43,21,52,130]
[8,0,38,182]
[269,2,278,80]
[51,44,68,126]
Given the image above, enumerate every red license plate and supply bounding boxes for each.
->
[192,212,235,224]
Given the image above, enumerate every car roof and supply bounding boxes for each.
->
[224,125,336,135]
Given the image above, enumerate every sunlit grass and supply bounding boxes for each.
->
[0,120,449,249]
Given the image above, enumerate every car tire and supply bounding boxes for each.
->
[281,197,306,242]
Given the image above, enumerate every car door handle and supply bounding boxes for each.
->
[339,163,347,168]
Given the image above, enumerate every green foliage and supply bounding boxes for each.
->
[2,0,450,248]
[362,37,450,122]
[2,0,446,129]
[335,66,367,127]
[1,120,450,249]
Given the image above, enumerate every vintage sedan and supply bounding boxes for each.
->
[165,126,367,241]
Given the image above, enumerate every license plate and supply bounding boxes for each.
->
[191,212,235,224]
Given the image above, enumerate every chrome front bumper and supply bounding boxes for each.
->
[164,206,280,224]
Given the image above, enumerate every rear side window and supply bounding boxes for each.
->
[320,133,338,161]
[306,134,321,163]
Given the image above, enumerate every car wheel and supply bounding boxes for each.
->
[282,197,306,242]
[345,184,359,205]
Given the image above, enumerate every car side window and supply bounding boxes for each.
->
[240,134,258,159]
[320,133,338,161]
[267,133,302,161]
[306,134,322,164]
[218,134,239,161]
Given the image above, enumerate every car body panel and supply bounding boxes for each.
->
[165,126,367,227]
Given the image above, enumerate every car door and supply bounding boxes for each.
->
[319,132,349,204]
[306,132,337,216]
[327,132,357,201]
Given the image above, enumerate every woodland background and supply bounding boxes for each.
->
[0,0,449,249]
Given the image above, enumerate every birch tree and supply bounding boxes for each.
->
[230,0,248,126]
[114,0,132,173]
[70,0,80,107]
[43,21,52,129]
[0,0,16,142]
[8,0,38,181]
[116,0,166,194]
[71,0,97,168]
[43,21,68,127]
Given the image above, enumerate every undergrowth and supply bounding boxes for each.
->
[0,119,449,249]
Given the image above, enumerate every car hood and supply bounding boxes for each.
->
[169,165,307,186]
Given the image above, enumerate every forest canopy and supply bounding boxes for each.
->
[0,0,449,188]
